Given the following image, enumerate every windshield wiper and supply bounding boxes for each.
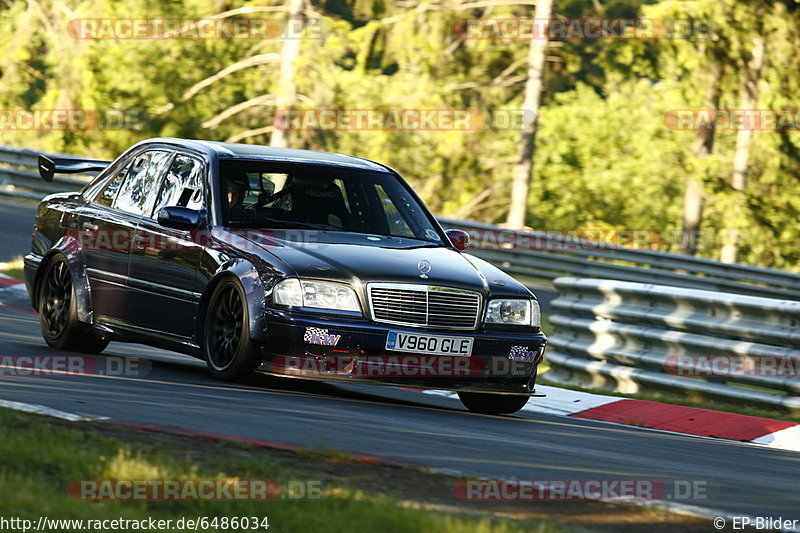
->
[397,243,441,248]
[280,221,340,231]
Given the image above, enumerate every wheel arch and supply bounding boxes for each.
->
[34,236,94,324]
[197,259,273,345]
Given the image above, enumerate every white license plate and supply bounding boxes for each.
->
[385,331,473,356]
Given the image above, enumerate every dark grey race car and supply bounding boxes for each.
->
[25,138,547,415]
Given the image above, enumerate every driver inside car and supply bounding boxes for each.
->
[225,174,249,215]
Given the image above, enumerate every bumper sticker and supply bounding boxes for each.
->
[303,327,341,346]
[509,345,538,362]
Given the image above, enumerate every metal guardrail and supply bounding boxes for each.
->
[545,277,800,411]
[438,218,800,301]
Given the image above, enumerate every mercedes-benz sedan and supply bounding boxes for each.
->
[25,138,546,414]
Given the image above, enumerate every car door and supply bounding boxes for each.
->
[76,151,153,324]
[85,149,173,326]
[126,152,207,338]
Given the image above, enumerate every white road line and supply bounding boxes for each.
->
[0,399,109,422]
[520,385,624,415]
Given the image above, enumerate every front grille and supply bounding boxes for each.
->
[368,284,481,330]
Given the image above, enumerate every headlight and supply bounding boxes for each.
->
[486,298,541,327]
[273,278,361,313]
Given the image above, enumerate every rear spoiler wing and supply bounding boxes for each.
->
[38,154,111,182]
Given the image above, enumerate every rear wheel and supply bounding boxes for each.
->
[38,255,108,354]
[202,279,261,381]
[458,391,530,415]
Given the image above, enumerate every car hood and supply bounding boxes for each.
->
[217,229,531,297]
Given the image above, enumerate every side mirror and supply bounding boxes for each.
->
[156,206,206,230]
[445,229,470,251]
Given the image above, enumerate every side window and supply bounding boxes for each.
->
[114,151,172,216]
[93,162,131,207]
[151,155,206,216]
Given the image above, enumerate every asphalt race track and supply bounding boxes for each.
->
[0,198,37,261]
[0,197,798,523]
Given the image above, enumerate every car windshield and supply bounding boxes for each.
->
[218,160,444,244]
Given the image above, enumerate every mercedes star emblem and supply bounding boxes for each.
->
[417,260,432,279]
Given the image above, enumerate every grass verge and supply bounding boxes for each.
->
[0,407,713,533]
[0,256,24,280]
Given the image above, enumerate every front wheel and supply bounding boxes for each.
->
[202,279,261,381]
[458,391,530,415]
[38,255,108,354]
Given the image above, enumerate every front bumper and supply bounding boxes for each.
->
[258,310,547,394]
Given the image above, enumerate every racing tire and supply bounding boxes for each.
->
[457,391,530,415]
[202,278,261,381]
